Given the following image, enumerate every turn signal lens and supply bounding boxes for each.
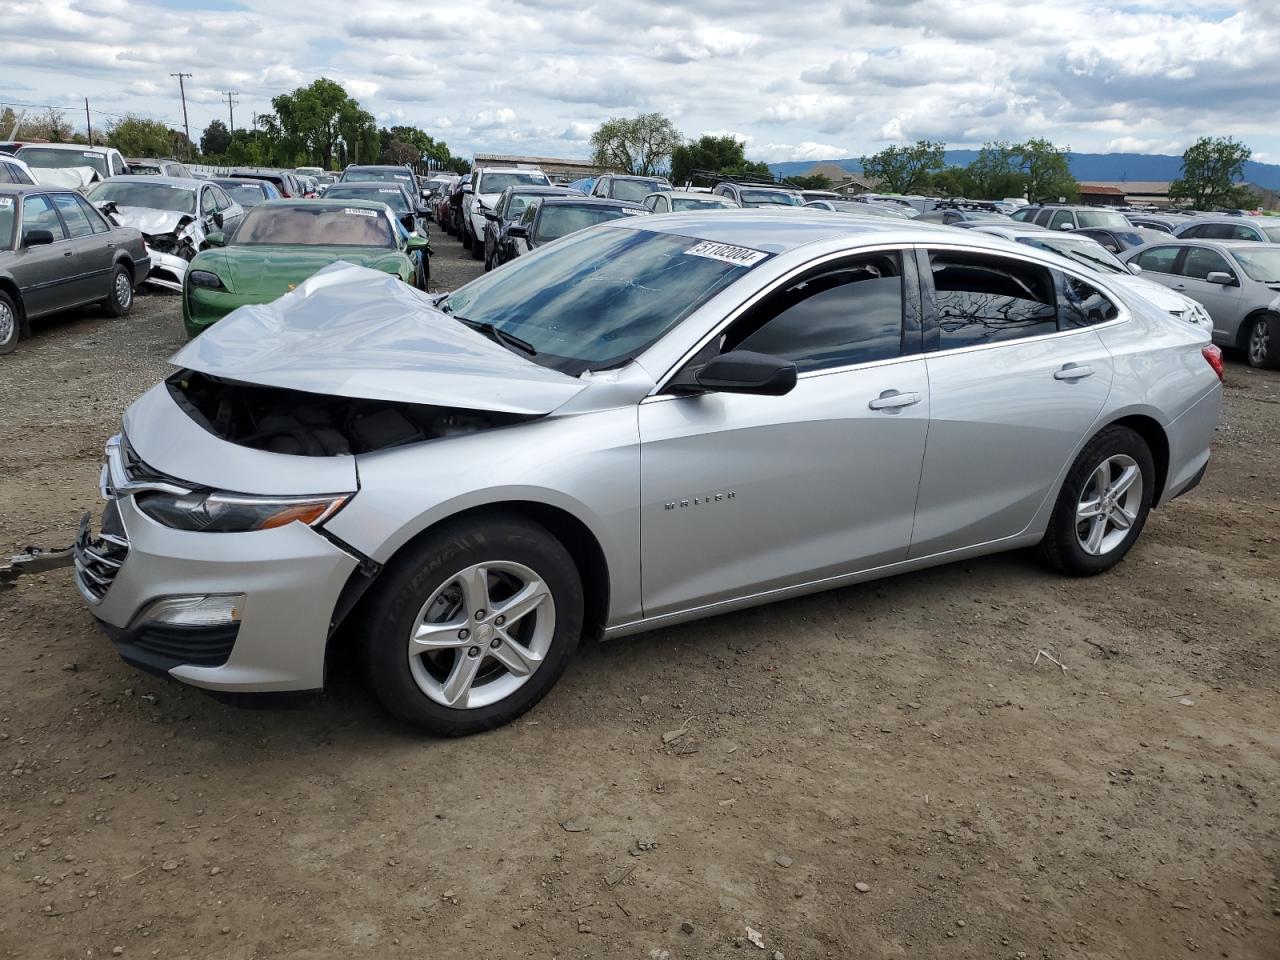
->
[256,499,348,530]
[1201,344,1224,381]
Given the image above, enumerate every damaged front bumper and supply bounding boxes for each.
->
[143,247,188,292]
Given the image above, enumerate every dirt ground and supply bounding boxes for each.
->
[1,233,1277,960]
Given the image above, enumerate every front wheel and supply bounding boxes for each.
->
[0,291,19,355]
[102,264,134,317]
[361,515,584,736]
[1038,425,1155,576]
[1246,313,1279,369]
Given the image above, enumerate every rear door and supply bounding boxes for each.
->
[15,193,72,318]
[639,248,930,617]
[910,247,1115,558]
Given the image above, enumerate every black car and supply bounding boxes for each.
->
[482,185,584,270]
[338,164,417,190]
[321,181,430,238]
[446,175,471,237]
[1072,225,1170,254]
[211,177,282,209]
[492,197,649,267]
[226,169,303,199]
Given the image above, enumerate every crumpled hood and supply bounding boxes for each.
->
[169,262,587,416]
[109,206,194,237]
[31,166,100,190]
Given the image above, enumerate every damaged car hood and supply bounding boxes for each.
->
[30,166,101,190]
[170,263,588,416]
[109,206,194,236]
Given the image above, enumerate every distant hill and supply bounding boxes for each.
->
[767,151,1280,191]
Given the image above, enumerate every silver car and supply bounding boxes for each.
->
[75,213,1223,735]
[1120,239,1280,368]
[1172,216,1280,244]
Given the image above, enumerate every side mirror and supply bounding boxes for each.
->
[205,232,226,247]
[484,210,498,220]
[1205,271,1235,286]
[506,223,528,238]
[462,185,474,195]
[406,234,429,252]
[693,350,797,396]
[1127,262,1143,274]
[23,229,55,247]
[211,211,224,229]
[1058,222,1073,231]
[400,213,415,231]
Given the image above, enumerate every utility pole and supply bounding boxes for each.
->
[170,72,192,158]
[84,98,92,145]
[222,91,239,133]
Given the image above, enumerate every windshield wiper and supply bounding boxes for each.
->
[455,316,538,356]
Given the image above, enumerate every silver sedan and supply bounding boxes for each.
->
[76,213,1223,735]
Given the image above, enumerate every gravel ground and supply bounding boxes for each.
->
[0,232,1277,959]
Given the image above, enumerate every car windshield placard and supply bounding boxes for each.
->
[684,240,767,267]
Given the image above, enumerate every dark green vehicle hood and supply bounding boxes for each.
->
[193,244,410,294]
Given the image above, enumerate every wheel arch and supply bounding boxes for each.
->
[1101,413,1170,505]
[1236,307,1277,352]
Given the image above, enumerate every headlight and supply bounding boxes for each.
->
[136,490,350,532]
[188,270,225,290]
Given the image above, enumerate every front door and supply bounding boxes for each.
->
[1170,245,1247,343]
[16,194,72,318]
[639,249,929,618]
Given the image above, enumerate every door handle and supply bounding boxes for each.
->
[63,250,74,258]
[1172,284,1187,291]
[1054,363,1094,381]
[868,390,922,411]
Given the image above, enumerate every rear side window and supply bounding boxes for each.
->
[1179,224,1208,239]
[1181,247,1234,281]
[0,164,12,184]
[1058,274,1118,328]
[1133,245,1179,274]
[74,194,111,234]
[725,252,906,372]
[1230,224,1261,241]
[929,252,1057,348]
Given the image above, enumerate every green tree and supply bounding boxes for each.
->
[273,78,376,169]
[927,165,974,197]
[964,141,1024,199]
[0,107,18,139]
[18,106,74,142]
[107,115,175,157]
[590,113,683,176]
[859,140,946,194]
[670,134,753,185]
[787,174,832,191]
[378,125,451,169]
[200,119,231,157]
[1015,138,1077,203]
[1170,136,1253,209]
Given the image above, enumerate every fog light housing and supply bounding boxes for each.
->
[135,594,245,628]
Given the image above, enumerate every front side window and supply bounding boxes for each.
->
[929,252,1057,348]
[1230,224,1261,241]
[51,192,95,238]
[1180,246,1234,281]
[1049,209,1075,230]
[725,253,906,372]
[200,188,217,214]
[210,185,233,210]
[1133,245,1180,274]
[111,154,126,175]
[1058,274,1119,328]
[22,194,67,242]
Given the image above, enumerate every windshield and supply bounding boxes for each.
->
[610,178,666,203]
[739,189,802,207]
[17,147,108,177]
[323,185,410,213]
[535,203,642,242]
[478,171,549,194]
[342,167,413,185]
[672,197,733,211]
[218,182,270,207]
[88,181,195,214]
[130,163,162,175]
[1233,248,1280,282]
[234,205,394,246]
[441,226,766,374]
[1019,237,1127,275]
[1262,225,1280,243]
[1076,210,1130,229]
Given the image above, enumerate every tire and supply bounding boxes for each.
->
[471,224,484,260]
[360,514,584,736]
[1246,313,1279,369]
[102,264,134,317]
[461,221,472,250]
[0,290,19,356]
[1038,425,1155,576]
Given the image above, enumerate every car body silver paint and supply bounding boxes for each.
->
[92,212,1222,692]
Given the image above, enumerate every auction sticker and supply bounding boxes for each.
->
[378,188,399,193]
[684,240,767,267]
[344,208,378,217]
[0,197,12,207]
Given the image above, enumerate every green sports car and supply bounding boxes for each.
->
[182,199,429,338]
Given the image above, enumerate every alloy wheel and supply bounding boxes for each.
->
[1249,319,1270,366]
[0,301,14,348]
[407,561,555,709]
[114,271,133,311]
[1076,454,1143,556]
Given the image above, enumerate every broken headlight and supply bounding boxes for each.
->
[136,490,350,533]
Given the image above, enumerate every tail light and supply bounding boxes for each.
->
[1202,344,1224,381]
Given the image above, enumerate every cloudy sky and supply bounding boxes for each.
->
[2,0,1277,164]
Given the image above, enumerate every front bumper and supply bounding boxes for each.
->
[182,285,261,337]
[144,248,188,293]
[77,439,360,693]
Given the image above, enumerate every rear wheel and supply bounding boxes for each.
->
[0,291,19,355]
[1038,425,1154,576]
[471,224,484,260]
[102,264,134,317]
[361,515,584,736]
[1246,313,1279,369]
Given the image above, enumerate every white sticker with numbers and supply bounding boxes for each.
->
[684,240,767,267]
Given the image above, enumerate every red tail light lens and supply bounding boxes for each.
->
[1202,344,1224,381]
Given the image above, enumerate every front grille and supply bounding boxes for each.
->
[74,500,129,603]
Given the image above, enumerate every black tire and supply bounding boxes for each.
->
[1038,425,1155,576]
[0,290,19,356]
[470,225,484,260]
[102,264,134,318]
[360,514,584,737]
[1245,313,1280,369]
[461,221,472,250]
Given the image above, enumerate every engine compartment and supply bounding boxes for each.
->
[168,370,531,457]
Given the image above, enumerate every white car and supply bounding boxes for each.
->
[642,190,738,213]
[0,152,37,185]
[463,167,550,260]
[15,143,130,190]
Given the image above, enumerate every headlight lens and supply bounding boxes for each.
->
[136,490,349,532]
[188,270,224,290]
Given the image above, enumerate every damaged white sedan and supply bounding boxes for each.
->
[87,177,244,291]
[70,213,1221,736]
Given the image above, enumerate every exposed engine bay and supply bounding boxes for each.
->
[168,370,533,457]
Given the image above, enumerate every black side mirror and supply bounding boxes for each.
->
[23,229,55,247]
[212,211,224,229]
[692,350,797,396]
[507,223,528,238]
[400,213,415,230]
[484,210,498,220]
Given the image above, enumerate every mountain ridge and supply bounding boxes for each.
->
[767,151,1280,191]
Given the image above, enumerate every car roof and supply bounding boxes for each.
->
[507,185,581,194]
[16,143,111,153]
[0,183,68,197]
[213,177,270,185]
[324,181,411,191]
[256,198,389,210]
[660,190,734,201]
[537,196,649,210]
